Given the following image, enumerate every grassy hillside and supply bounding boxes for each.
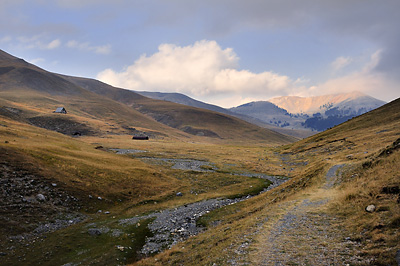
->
[0,111,287,265]
[64,75,297,144]
[1,48,398,265]
[1,49,295,145]
[133,98,400,265]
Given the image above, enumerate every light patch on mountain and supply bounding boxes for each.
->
[268,91,385,115]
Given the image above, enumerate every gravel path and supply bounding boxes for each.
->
[251,164,366,266]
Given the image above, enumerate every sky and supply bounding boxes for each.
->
[0,0,399,108]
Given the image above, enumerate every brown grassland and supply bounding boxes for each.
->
[0,50,399,265]
[0,96,399,265]
[132,98,400,265]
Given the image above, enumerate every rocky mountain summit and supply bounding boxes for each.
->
[230,91,386,132]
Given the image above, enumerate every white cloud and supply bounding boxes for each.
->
[97,40,296,107]
[331,56,352,72]
[317,50,398,102]
[46,39,61,49]
[16,35,61,50]
[67,40,111,54]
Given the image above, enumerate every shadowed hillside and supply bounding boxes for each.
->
[63,75,296,144]
[134,90,314,139]
[0,49,295,144]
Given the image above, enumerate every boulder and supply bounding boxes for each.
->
[36,193,46,202]
[365,204,376,213]
[176,192,183,197]
[88,228,102,236]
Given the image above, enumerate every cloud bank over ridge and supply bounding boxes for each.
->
[97,40,299,107]
[97,40,395,108]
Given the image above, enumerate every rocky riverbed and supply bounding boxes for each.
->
[107,150,290,256]
[118,173,288,256]
[139,157,217,172]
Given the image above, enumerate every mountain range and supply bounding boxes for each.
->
[0,47,386,139]
[137,90,386,134]
[0,49,294,144]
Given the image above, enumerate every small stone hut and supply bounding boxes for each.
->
[53,107,67,114]
[132,135,149,140]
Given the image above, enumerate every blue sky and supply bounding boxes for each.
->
[1,0,399,107]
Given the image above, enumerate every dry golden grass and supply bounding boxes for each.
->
[1,68,399,265]
[3,51,398,264]
[0,110,291,265]
[130,99,400,265]
[330,148,400,265]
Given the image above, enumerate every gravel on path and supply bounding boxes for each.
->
[249,164,367,266]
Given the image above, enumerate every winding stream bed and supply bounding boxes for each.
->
[112,148,289,256]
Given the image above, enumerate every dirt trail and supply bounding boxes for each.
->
[250,164,365,265]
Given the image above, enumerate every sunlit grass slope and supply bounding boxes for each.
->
[133,98,400,265]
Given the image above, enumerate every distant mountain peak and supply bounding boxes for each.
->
[268,91,384,115]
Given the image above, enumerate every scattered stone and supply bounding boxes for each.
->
[365,204,376,213]
[34,215,85,234]
[395,250,400,266]
[111,229,123,237]
[0,252,7,256]
[89,195,93,199]
[117,172,288,257]
[51,183,57,187]
[97,196,102,200]
[116,245,125,251]
[88,228,102,236]
[36,193,46,202]
[104,211,110,214]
